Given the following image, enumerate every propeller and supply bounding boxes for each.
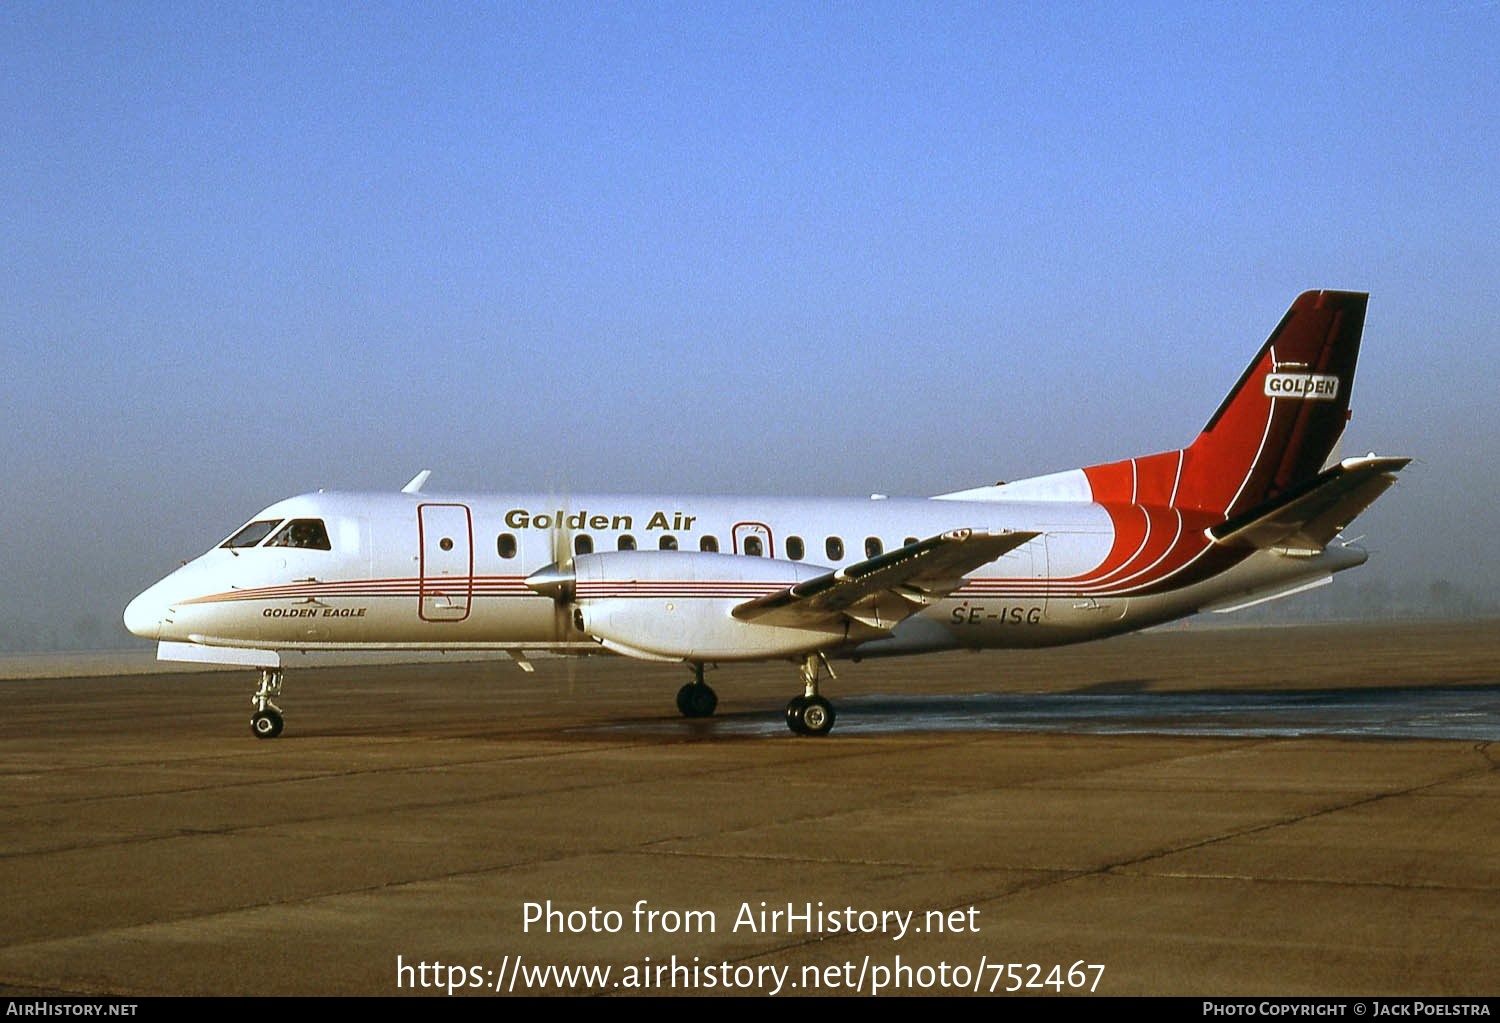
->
[523,511,578,631]
[522,487,589,696]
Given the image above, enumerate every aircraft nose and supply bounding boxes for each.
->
[123,589,163,641]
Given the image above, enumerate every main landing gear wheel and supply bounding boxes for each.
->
[785,695,835,736]
[784,652,837,736]
[249,667,286,740]
[676,664,718,718]
[251,708,284,739]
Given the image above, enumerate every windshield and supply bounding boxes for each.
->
[221,519,283,548]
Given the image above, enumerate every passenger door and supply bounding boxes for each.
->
[418,503,473,622]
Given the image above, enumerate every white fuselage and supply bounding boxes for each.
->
[124,488,1363,661]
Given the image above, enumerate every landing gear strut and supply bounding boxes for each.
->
[785,652,836,736]
[675,663,718,718]
[250,668,285,739]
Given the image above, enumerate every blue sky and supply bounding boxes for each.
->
[2,3,1496,648]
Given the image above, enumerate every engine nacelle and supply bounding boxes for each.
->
[571,551,844,661]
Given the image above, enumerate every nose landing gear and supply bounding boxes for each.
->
[675,663,718,718]
[250,668,285,739]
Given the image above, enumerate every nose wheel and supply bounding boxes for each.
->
[251,707,284,739]
[675,663,718,718]
[785,653,836,736]
[250,668,286,739]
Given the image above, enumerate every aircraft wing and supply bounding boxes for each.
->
[732,528,1040,631]
[1208,455,1411,552]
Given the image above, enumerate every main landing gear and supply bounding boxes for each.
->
[675,663,718,718]
[250,668,285,739]
[785,652,836,737]
[672,656,839,735]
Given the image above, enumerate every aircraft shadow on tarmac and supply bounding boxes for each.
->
[585,685,1500,741]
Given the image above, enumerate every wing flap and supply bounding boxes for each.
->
[1208,455,1410,552]
[733,528,1039,629]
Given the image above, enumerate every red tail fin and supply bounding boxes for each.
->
[1083,290,1368,519]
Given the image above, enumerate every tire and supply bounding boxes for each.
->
[676,682,717,718]
[251,709,284,739]
[785,695,809,735]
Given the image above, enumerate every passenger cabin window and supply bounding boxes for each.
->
[497,534,517,559]
[865,537,883,558]
[743,535,764,557]
[618,534,637,551]
[699,536,719,553]
[267,518,331,550]
[786,536,805,560]
[825,536,844,561]
[575,534,594,555]
[222,519,282,548]
[659,535,678,551]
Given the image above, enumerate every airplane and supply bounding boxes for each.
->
[125,289,1408,739]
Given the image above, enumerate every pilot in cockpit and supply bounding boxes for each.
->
[268,519,331,550]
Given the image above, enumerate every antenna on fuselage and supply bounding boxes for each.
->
[402,470,432,494]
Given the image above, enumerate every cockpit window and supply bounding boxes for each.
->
[222,519,283,548]
[266,518,331,550]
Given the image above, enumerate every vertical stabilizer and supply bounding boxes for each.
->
[1083,290,1368,518]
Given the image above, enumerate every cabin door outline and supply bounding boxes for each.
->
[418,502,473,622]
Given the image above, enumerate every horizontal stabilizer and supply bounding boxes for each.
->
[734,528,1039,630]
[1208,455,1410,552]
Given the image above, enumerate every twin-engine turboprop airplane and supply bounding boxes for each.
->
[126,290,1408,738]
